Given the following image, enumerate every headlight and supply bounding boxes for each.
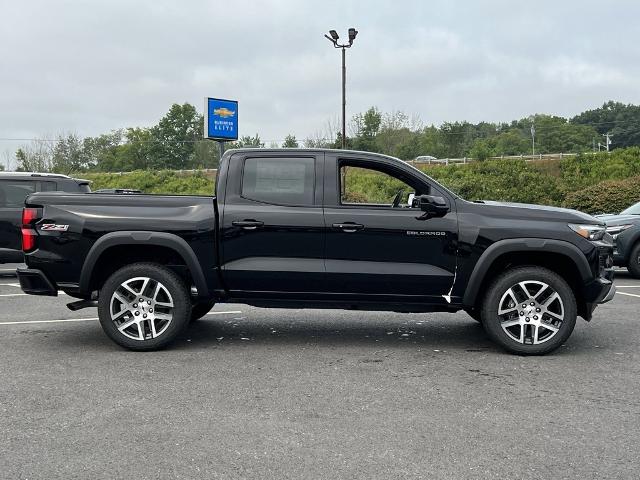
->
[568,223,606,241]
[606,224,633,238]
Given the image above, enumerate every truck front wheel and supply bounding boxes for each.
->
[97,263,191,351]
[481,266,577,355]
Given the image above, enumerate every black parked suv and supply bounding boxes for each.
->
[17,149,615,354]
[597,201,640,277]
[0,172,90,263]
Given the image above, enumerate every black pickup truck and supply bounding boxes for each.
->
[17,149,615,354]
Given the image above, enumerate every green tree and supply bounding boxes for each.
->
[83,130,124,171]
[51,133,84,173]
[149,103,202,169]
[351,107,382,152]
[282,134,299,148]
[469,139,493,160]
[233,134,264,148]
[572,101,640,149]
[192,140,220,169]
[15,139,53,172]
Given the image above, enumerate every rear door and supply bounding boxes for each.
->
[219,152,325,296]
[0,179,37,255]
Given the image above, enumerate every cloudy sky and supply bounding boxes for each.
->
[1,0,639,164]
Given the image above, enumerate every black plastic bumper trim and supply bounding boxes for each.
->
[16,268,58,296]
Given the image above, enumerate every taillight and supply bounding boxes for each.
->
[22,207,42,253]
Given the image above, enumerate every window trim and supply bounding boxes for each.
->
[239,156,317,208]
[336,159,428,210]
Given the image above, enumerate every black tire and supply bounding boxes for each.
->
[98,263,191,351]
[481,266,577,355]
[191,300,216,322]
[627,243,640,278]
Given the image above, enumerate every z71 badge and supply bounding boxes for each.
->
[40,224,69,232]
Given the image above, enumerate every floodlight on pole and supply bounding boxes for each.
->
[324,27,358,149]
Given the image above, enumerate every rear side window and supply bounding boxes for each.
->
[241,157,315,206]
[0,180,37,207]
[40,181,57,192]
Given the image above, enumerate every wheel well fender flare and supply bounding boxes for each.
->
[79,231,209,298]
[462,238,592,307]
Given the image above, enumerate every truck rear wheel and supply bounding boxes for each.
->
[481,266,577,355]
[97,263,191,351]
[627,243,640,278]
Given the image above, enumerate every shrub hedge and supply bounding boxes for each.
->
[83,170,215,195]
[562,176,640,214]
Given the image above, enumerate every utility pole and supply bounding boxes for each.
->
[531,122,536,157]
[325,28,358,149]
[603,132,612,152]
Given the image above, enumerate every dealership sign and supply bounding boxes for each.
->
[204,97,238,141]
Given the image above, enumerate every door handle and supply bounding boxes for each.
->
[332,222,364,233]
[232,219,264,230]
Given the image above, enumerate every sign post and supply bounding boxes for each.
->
[204,97,238,164]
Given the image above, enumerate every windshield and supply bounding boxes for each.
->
[620,202,640,215]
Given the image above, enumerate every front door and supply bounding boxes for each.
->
[323,155,458,302]
[219,152,325,296]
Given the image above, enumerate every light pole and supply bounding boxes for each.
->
[325,28,358,149]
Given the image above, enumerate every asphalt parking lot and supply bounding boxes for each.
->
[0,265,639,479]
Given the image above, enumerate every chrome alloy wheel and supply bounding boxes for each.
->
[497,280,564,345]
[109,277,174,341]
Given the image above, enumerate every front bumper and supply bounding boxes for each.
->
[17,268,58,296]
[583,275,615,321]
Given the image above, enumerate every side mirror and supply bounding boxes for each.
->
[413,195,449,218]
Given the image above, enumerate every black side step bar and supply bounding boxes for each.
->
[67,299,98,311]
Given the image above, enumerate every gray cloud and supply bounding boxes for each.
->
[1,0,639,165]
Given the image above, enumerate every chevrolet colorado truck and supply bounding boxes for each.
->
[17,149,615,354]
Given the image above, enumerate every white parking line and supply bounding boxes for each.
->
[0,317,99,325]
[0,283,21,287]
[0,292,67,297]
[0,310,242,326]
[617,285,640,288]
[617,291,640,299]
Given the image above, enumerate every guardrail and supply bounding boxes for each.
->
[408,153,578,166]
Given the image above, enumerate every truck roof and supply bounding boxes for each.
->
[0,171,90,184]
[0,171,72,178]
[224,147,400,162]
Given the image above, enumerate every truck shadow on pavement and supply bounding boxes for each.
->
[179,315,498,352]
[48,312,593,355]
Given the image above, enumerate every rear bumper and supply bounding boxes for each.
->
[17,268,58,296]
